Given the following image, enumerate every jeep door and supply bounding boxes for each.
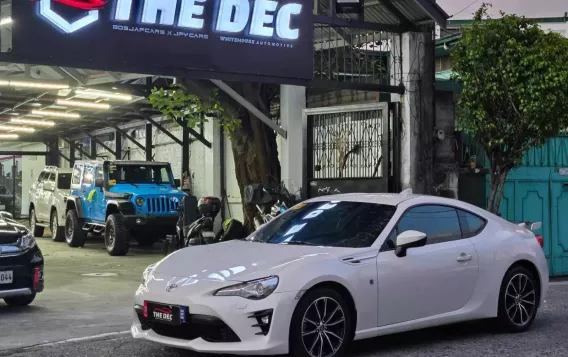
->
[39,172,56,221]
[80,164,96,220]
[93,166,106,222]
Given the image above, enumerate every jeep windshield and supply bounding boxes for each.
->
[108,165,173,185]
[247,201,396,248]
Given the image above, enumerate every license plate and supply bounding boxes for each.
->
[147,302,187,326]
[0,205,5,210]
[0,271,13,284]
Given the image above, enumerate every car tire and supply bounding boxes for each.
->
[4,293,36,306]
[105,214,130,256]
[497,265,540,333]
[29,209,44,238]
[50,210,65,242]
[65,209,86,248]
[290,288,354,357]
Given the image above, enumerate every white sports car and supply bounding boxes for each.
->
[131,191,549,357]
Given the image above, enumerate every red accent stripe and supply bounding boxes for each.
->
[52,0,108,10]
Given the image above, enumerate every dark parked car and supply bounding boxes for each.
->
[0,212,44,306]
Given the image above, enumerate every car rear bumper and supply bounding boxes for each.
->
[0,245,44,296]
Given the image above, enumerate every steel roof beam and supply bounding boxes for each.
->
[78,128,117,157]
[101,120,146,153]
[60,137,94,160]
[211,79,287,139]
[136,111,183,146]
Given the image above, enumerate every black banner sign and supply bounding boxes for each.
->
[12,0,314,82]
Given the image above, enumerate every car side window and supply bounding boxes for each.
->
[457,209,486,237]
[82,165,94,186]
[95,166,104,180]
[72,165,83,185]
[388,205,462,247]
[47,173,55,183]
[38,171,48,183]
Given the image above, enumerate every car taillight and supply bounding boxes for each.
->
[535,235,544,248]
[143,301,148,318]
[33,268,41,291]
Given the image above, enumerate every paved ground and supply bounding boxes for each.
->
[2,281,567,357]
[0,229,164,351]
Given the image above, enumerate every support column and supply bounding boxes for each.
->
[69,141,76,167]
[46,141,59,166]
[115,132,122,160]
[90,138,97,160]
[392,30,435,194]
[182,127,190,181]
[280,85,306,198]
[145,123,153,161]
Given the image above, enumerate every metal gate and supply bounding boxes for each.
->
[303,103,392,198]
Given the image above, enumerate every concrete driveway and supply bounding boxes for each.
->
[0,231,165,351]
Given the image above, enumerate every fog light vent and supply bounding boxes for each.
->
[248,309,273,336]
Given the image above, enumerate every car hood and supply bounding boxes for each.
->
[108,184,185,196]
[153,240,345,282]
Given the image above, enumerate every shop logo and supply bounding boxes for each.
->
[37,0,107,33]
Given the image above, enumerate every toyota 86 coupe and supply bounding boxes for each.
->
[131,191,548,357]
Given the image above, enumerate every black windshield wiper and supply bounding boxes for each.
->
[126,181,139,188]
[280,241,318,246]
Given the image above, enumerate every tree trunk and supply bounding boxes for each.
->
[228,82,280,232]
[487,162,511,215]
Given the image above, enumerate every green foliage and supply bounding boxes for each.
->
[451,4,568,212]
[452,4,568,164]
[148,85,240,135]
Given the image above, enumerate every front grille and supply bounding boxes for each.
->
[135,309,240,343]
[0,236,19,245]
[147,197,179,213]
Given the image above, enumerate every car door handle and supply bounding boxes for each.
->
[457,253,473,262]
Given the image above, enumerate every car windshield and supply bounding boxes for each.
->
[57,173,71,189]
[248,201,396,248]
[108,165,173,185]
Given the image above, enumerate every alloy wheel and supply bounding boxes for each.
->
[505,273,536,326]
[301,297,346,357]
[30,212,36,231]
[65,215,73,238]
[52,214,57,238]
[107,224,115,250]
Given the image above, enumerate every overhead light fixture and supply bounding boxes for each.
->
[10,118,56,127]
[31,110,80,119]
[56,99,110,110]
[0,125,35,133]
[0,80,69,90]
[75,89,132,101]
[0,134,18,140]
[0,17,12,26]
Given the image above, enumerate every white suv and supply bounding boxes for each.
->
[29,166,72,241]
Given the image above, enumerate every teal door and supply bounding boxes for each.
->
[550,172,568,276]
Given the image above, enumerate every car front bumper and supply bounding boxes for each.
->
[0,245,44,298]
[131,282,298,355]
[123,215,178,232]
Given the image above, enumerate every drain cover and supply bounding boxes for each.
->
[81,273,118,277]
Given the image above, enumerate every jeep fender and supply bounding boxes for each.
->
[106,200,135,217]
[65,196,84,218]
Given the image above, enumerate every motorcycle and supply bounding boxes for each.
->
[244,182,298,230]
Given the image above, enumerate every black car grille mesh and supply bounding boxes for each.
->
[147,197,179,213]
[136,309,240,343]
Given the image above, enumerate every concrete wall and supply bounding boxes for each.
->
[20,143,48,216]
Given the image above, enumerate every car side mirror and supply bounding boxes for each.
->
[530,222,542,231]
[95,179,104,190]
[174,179,181,188]
[395,230,427,258]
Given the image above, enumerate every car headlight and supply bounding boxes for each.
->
[19,232,36,250]
[135,197,145,207]
[214,276,279,300]
[142,263,156,285]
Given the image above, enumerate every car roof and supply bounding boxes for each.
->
[74,160,169,166]
[305,192,490,216]
[43,166,72,173]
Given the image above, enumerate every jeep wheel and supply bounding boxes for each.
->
[105,214,130,256]
[29,208,44,237]
[65,209,86,247]
[50,210,65,242]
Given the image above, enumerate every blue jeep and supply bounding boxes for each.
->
[64,160,187,256]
